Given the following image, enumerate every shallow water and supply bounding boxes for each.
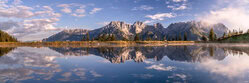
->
[1,44,249,83]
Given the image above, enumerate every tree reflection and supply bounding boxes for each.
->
[209,47,214,56]
[0,47,15,56]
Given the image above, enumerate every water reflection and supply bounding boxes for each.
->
[0,47,15,56]
[49,46,228,63]
[0,47,62,82]
[0,44,249,83]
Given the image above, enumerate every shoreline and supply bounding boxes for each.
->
[0,41,195,47]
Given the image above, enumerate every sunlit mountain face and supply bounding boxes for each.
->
[0,44,249,83]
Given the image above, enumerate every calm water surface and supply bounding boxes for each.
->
[1,44,249,83]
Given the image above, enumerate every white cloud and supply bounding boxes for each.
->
[34,6,61,17]
[2,18,62,41]
[0,5,35,18]
[172,0,187,3]
[132,5,154,11]
[197,0,249,31]
[0,0,61,41]
[90,8,102,14]
[57,3,98,17]
[143,20,155,24]
[71,13,85,17]
[75,9,85,14]
[167,4,187,10]
[145,13,176,20]
[134,0,140,3]
[131,74,154,79]
[57,4,72,13]
[61,8,72,13]
[43,6,53,11]
[167,0,188,11]
[71,8,86,17]
[57,4,70,8]
[12,0,22,5]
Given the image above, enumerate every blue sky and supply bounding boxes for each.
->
[13,0,215,28]
[0,0,249,41]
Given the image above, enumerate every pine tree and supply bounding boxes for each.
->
[209,28,215,41]
[107,34,111,41]
[82,35,86,41]
[102,34,107,41]
[228,30,232,37]
[184,32,187,41]
[146,35,151,41]
[201,35,208,41]
[163,36,167,41]
[134,34,140,41]
[175,35,178,41]
[86,32,90,41]
[222,32,226,38]
[178,34,182,41]
[214,34,217,40]
[110,34,116,41]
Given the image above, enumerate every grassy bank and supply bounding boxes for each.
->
[218,33,249,43]
[0,41,195,47]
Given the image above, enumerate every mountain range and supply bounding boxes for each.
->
[43,21,228,41]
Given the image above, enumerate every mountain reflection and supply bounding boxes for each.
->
[49,45,234,63]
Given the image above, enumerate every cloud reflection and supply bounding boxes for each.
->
[146,64,175,71]
[199,52,249,78]
[0,47,62,82]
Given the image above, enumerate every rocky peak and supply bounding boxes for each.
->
[154,23,164,28]
[132,21,146,33]
[107,21,131,29]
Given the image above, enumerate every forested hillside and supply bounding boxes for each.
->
[0,30,18,42]
[218,33,249,43]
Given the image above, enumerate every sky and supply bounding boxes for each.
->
[0,0,249,41]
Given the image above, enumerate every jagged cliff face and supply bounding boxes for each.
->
[89,21,133,40]
[43,21,228,41]
[88,21,165,40]
[165,21,228,41]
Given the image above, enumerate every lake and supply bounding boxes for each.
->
[0,43,249,83]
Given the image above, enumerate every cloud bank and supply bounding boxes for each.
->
[197,0,249,31]
[0,0,61,41]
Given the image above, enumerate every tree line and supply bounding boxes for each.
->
[0,30,18,42]
[81,32,189,41]
[81,28,246,42]
[203,28,249,41]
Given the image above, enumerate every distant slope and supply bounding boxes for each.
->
[165,21,228,41]
[0,30,17,42]
[43,29,89,41]
[219,33,249,43]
